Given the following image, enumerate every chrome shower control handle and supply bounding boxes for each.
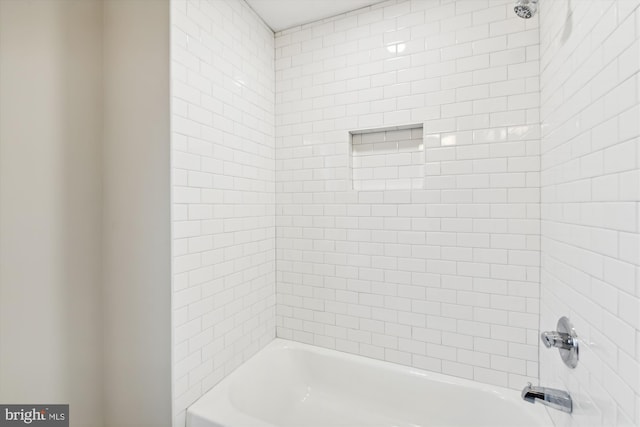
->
[541,317,579,368]
[541,331,574,350]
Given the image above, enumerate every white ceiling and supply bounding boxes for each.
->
[246,0,385,32]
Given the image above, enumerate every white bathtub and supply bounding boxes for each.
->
[187,339,552,427]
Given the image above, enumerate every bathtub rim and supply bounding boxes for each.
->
[186,338,552,427]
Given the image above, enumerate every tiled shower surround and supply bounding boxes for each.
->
[540,0,639,425]
[276,0,541,389]
[171,0,640,425]
[171,0,275,424]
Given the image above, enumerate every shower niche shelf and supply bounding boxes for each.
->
[350,124,424,191]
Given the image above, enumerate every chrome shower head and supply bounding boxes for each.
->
[514,0,538,19]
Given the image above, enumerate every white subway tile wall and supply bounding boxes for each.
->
[170,0,275,425]
[540,1,640,426]
[275,0,541,390]
[169,0,639,424]
[352,126,425,191]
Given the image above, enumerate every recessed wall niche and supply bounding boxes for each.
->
[350,124,424,191]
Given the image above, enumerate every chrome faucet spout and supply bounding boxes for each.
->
[521,383,572,413]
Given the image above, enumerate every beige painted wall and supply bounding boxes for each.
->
[0,1,104,426]
[0,1,171,426]
[102,1,171,426]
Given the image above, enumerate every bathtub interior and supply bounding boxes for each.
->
[189,339,552,427]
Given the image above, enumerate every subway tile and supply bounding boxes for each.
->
[174,2,640,426]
